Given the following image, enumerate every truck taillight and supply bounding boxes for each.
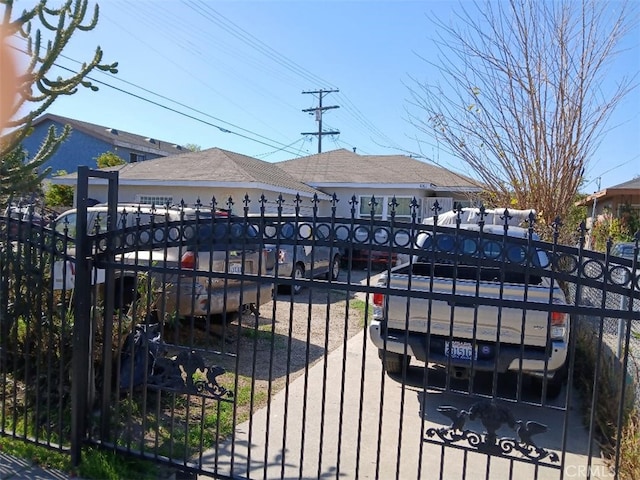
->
[550,311,567,340]
[181,251,196,270]
[373,292,384,307]
[550,311,566,325]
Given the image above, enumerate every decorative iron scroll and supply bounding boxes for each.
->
[426,400,559,463]
[118,323,234,401]
[147,350,234,401]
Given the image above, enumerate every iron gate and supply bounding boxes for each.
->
[1,168,639,480]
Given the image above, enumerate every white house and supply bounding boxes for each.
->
[53,146,482,219]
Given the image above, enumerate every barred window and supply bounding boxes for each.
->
[358,196,417,220]
[136,195,173,206]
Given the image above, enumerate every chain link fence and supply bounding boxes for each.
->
[568,260,640,407]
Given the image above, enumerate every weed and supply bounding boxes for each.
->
[0,437,162,480]
[618,411,640,479]
[574,325,640,479]
[349,297,372,328]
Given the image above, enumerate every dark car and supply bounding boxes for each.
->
[264,221,341,294]
[3,204,51,240]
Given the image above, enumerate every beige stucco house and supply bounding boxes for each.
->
[53,146,483,219]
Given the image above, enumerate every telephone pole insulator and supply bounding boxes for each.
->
[301,89,340,154]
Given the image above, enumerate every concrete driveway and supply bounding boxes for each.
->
[201,270,610,480]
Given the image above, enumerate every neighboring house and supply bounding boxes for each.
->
[44,116,482,217]
[21,113,186,177]
[275,148,482,221]
[53,147,330,215]
[52,147,482,219]
[576,177,640,227]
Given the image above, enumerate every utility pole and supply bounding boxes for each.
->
[301,89,340,154]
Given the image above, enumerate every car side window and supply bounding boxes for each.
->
[55,212,77,238]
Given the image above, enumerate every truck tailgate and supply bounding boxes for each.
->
[385,274,559,348]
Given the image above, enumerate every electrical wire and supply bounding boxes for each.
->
[51,62,305,155]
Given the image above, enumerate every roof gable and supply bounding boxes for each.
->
[276,148,479,188]
[98,147,325,196]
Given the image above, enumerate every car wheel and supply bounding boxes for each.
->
[292,263,304,295]
[214,310,240,325]
[327,254,341,281]
[379,350,410,375]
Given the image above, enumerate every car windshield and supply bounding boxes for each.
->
[186,218,260,251]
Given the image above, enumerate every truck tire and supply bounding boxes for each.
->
[292,263,304,295]
[532,366,566,400]
[379,350,410,374]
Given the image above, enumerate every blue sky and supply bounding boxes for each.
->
[17,0,640,193]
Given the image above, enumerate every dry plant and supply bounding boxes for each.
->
[574,325,640,478]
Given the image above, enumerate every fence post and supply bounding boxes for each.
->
[70,167,119,467]
[71,166,91,467]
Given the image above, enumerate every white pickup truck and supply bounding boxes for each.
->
[369,224,570,398]
[52,205,272,320]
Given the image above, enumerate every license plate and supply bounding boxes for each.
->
[445,341,476,360]
[229,263,243,274]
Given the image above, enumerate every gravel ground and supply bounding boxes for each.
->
[211,284,369,395]
[163,270,376,398]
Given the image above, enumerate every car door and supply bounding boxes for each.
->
[309,225,330,277]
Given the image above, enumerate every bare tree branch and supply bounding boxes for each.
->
[408,0,638,229]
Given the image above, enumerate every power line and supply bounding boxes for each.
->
[52,61,305,155]
[585,153,640,189]
[11,31,307,156]
[56,53,301,150]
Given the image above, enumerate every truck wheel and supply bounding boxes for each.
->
[532,368,566,400]
[114,277,138,312]
[292,263,304,295]
[380,350,410,374]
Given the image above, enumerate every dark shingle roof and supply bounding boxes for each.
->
[609,177,640,189]
[98,147,324,196]
[276,149,480,188]
[33,113,185,156]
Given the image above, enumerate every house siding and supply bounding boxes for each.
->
[312,186,473,221]
[22,119,167,177]
[80,184,474,220]
[81,185,317,216]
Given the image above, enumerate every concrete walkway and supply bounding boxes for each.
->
[198,273,610,480]
[0,452,71,480]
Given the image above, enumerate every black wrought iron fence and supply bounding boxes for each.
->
[1,172,639,480]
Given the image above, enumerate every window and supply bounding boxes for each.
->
[358,196,384,220]
[136,195,173,206]
[389,197,415,220]
[358,196,417,221]
[618,203,640,219]
[55,212,77,238]
[129,153,146,163]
